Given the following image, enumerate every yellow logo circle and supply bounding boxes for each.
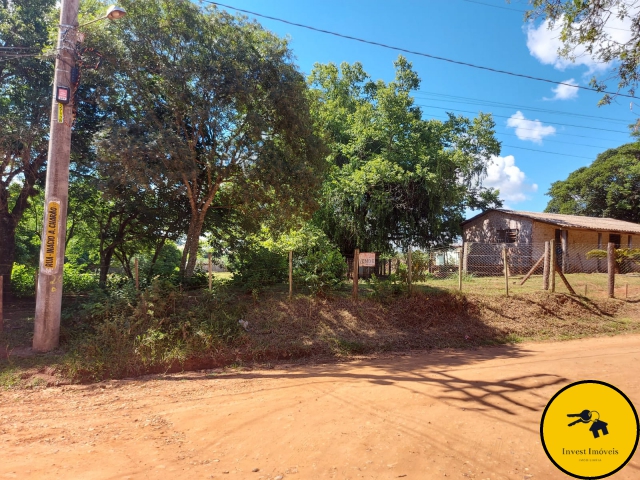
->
[540,380,639,479]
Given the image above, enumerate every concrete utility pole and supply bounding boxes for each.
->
[33,0,80,352]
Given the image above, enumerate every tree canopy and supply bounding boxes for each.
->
[545,141,640,222]
[524,0,640,105]
[0,0,57,292]
[309,57,502,254]
[94,0,326,276]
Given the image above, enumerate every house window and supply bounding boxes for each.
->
[496,228,517,244]
[609,234,621,249]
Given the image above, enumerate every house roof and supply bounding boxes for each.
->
[461,209,640,234]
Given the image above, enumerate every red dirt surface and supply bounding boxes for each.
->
[1,335,640,479]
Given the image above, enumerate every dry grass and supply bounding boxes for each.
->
[240,291,640,361]
[2,286,640,386]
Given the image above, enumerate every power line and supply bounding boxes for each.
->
[416,103,630,134]
[426,112,612,156]
[501,143,593,159]
[413,90,632,125]
[460,0,526,13]
[209,1,636,99]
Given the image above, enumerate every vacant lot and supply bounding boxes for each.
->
[2,283,640,384]
[1,334,639,479]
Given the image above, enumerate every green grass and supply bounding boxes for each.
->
[213,271,233,280]
[411,272,640,298]
[0,367,20,390]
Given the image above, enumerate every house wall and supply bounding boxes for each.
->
[462,211,533,244]
[531,222,637,273]
[462,213,639,274]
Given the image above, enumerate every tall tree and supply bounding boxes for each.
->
[0,0,56,294]
[309,57,502,253]
[545,141,640,222]
[94,0,326,277]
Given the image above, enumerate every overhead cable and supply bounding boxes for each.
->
[208,1,636,99]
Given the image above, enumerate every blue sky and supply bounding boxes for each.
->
[213,0,637,214]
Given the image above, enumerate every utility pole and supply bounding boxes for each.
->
[33,0,80,352]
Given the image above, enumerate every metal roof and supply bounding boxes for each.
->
[461,209,640,234]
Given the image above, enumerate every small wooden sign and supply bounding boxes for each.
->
[358,252,375,267]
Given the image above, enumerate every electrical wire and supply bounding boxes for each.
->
[208,1,636,99]
[413,90,632,125]
[416,103,630,134]
[460,0,526,13]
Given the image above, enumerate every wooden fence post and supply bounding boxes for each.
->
[462,242,469,274]
[289,250,293,300]
[407,246,412,295]
[352,249,359,301]
[503,246,509,297]
[458,246,463,291]
[208,252,213,292]
[584,283,588,297]
[134,258,139,292]
[543,241,550,290]
[0,275,3,333]
[608,242,615,298]
[550,239,556,293]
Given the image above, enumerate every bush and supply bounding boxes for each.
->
[61,278,245,380]
[10,264,36,297]
[62,263,98,293]
[366,273,405,303]
[293,236,346,295]
[11,262,102,298]
[227,245,288,292]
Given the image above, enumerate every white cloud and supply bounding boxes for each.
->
[507,111,556,143]
[525,14,633,74]
[544,78,579,101]
[484,155,538,204]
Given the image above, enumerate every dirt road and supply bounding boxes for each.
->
[1,335,639,479]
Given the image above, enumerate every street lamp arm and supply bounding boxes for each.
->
[77,6,127,28]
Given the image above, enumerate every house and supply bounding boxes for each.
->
[460,209,640,275]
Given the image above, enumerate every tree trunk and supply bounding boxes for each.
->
[181,214,205,278]
[146,236,168,283]
[0,213,17,298]
[99,248,115,287]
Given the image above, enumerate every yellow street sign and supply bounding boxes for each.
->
[43,200,61,273]
[58,102,63,123]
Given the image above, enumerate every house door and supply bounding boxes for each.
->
[609,234,621,248]
[554,229,563,267]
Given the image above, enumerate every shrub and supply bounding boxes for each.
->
[227,245,288,292]
[10,264,36,297]
[62,278,245,380]
[366,273,405,303]
[62,263,98,293]
[293,236,346,295]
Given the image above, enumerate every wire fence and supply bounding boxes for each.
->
[3,242,640,303]
[341,242,640,299]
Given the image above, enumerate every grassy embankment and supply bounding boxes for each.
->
[1,273,639,388]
